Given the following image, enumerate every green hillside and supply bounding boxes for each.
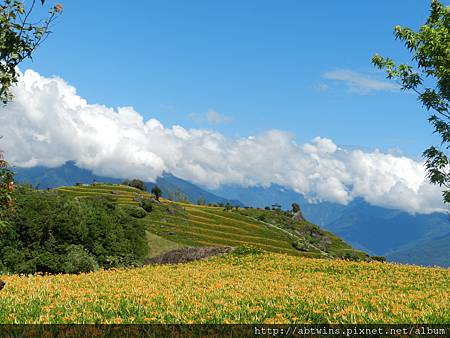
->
[55,183,152,206]
[55,184,368,260]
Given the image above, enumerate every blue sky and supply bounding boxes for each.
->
[3,0,448,213]
[23,0,438,157]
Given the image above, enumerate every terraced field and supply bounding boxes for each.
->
[55,184,364,259]
[56,184,304,257]
[145,202,304,256]
[55,184,151,206]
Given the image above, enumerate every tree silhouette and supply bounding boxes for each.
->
[151,185,162,201]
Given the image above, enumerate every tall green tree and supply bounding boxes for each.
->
[372,0,450,203]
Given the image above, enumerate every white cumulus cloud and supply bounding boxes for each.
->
[0,69,446,214]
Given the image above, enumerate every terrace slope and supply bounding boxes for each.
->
[55,184,368,260]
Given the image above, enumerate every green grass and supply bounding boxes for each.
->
[144,231,185,258]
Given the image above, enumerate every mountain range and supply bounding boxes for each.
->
[13,161,450,267]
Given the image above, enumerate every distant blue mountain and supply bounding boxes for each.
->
[209,184,450,267]
[14,161,123,188]
[386,232,450,267]
[14,161,243,207]
[149,173,243,207]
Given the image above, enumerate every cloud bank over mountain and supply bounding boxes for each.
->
[0,70,445,214]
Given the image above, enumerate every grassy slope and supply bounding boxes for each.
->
[144,231,185,258]
[0,251,448,324]
[56,184,365,259]
[235,208,369,260]
[55,184,152,206]
[144,202,303,256]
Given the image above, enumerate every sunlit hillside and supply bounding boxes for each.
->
[56,184,368,260]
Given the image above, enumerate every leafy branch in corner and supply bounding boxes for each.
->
[372,0,450,203]
[0,0,63,104]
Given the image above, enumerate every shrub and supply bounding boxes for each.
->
[102,254,142,269]
[292,239,309,252]
[123,179,147,191]
[64,245,99,274]
[33,252,64,274]
[122,205,147,218]
[371,255,387,263]
[140,199,154,213]
[224,203,233,211]
[341,252,363,262]
[232,245,263,256]
[257,214,266,222]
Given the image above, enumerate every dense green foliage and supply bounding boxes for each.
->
[122,179,147,192]
[0,185,148,274]
[140,198,154,213]
[0,0,62,104]
[63,244,99,274]
[121,205,148,219]
[372,0,450,203]
[0,152,14,221]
